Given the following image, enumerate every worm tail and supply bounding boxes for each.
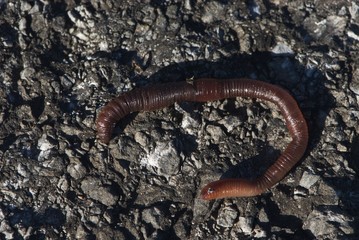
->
[96,82,196,144]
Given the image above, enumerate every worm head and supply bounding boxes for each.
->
[201,178,258,200]
[200,180,227,200]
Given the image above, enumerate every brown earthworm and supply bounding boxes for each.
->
[96,78,308,200]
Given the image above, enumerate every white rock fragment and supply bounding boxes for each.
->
[181,114,200,135]
[142,207,170,230]
[206,125,224,143]
[19,18,27,33]
[200,1,225,23]
[134,131,150,147]
[303,208,354,237]
[17,163,29,178]
[348,30,359,42]
[67,161,87,179]
[216,206,238,228]
[271,43,294,55]
[237,216,254,235]
[67,10,87,29]
[218,116,241,132]
[0,220,14,239]
[336,143,347,152]
[304,15,347,39]
[299,170,320,189]
[258,208,269,223]
[140,141,181,176]
[184,0,192,10]
[349,68,359,95]
[37,134,54,160]
[74,31,89,41]
[349,2,359,20]
[20,67,35,80]
[252,226,267,238]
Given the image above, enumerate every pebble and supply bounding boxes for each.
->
[349,2,359,20]
[303,207,354,237]
[142,207,171,230]
[349,67,359,95]
[271,42,294,55]
[0,218,14,239]
[237,216,254,235]
[218,116,241,132]
[67,159,87,179]
[181,114,200,135]
[299,169,320,189]
[20,67,35,80]
[140,141,181,177]
[348,29,359,41]
[75,225,89,239]
[134,131,150,147]
[206,124,225,143]
[200,1,225,24]
[216,206,238,228]
[81,177,118,206]
[304,15,347,40]
[1,1,358,239]
[94,226,126,240]
[37,134,55,161]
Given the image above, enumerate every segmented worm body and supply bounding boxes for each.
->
[96,78,308,200]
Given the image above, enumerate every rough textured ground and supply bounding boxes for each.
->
[0,0,359,239]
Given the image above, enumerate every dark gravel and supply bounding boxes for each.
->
[1,1,359,239]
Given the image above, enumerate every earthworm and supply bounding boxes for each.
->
[96,78,308,200]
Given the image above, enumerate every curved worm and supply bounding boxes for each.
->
[96,78,308,200]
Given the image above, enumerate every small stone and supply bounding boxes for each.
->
[181,114,200,135]
[142,207,171,230]
[200,1,225,23]
[0,220,14,239]
[349,67,359,95]
[134,131,150,147]
[166,4,179,19]
[57,177,69,192]
[67,160,87,179]
[81,177,118,206]
[37,134,55,160]
[258,208,269,223]
[336,143,347,152]
[218,116,241,132]
[206,124,224,143]
[271,42,294,55]
[348,29,359,41]
[74,31,89,41]
[31,13,46,34]
[294,186,309,199]
[252,225,267,238]
[75,225,89,239]
[138,6,156,25]
[3,38,13,48]
[20,67,35,80]
[303,207,354,237]
[94,226,125,240]
[20,1,32,12]
[217,206,238,227]
[67,9,86,28]
[349,2,359,20]
[304,15,347,41]
[299,170,320,189]
[140,141,181,177]
[60,75,75,90]
[17,163,30,178]
[18,17,27,33]
[237,216,254,235]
